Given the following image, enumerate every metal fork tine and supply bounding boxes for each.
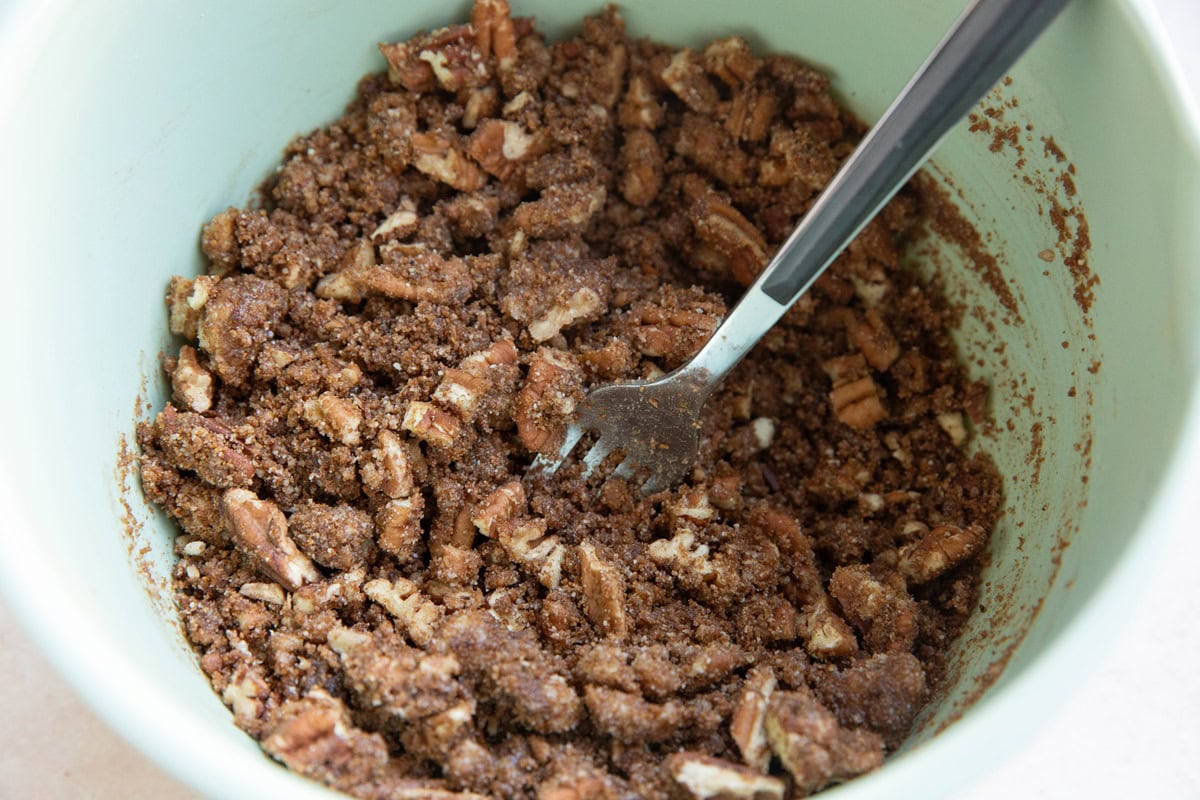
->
[611,458,635,481]
[532,423,585,476]
[580,437,613,478]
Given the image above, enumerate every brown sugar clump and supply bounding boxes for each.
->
[136,3,1004,798]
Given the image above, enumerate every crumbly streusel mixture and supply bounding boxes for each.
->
[137,3,1002,798]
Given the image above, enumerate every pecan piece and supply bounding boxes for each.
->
[765,690,884,794]
[898,523,985,584]
[364,577,445,647]
[703,36,760,86]
[661,49,719,113]
[730,666,777,771]
[667,752,785,800]
[822,354,887,430]
[169,345,214,413]
[403,400,463,448]
[166,274,218,340]
[222,488,319,591]
[512,182,607,239]
[411,131,487,192]
[618,128,664,207]
[578,542,628,639]
[514,348,582,455]
[691,192,769,286]
[152,406,254,490]
[302,392,363,446]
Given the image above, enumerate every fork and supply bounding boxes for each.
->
[538,0,1072,493]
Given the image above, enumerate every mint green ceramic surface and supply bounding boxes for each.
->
[0,2,1196,799]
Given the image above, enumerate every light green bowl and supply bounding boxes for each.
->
[1,1,1197,798]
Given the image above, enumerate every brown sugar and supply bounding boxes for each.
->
[135,3,1003,798]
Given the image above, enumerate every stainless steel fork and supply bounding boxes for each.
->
[538,0,1072,493]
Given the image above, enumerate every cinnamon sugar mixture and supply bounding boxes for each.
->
[136,3,1002,798]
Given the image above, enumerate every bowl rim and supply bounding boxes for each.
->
[0,1,1197,798]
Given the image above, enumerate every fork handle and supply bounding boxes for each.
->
[680,0,1071,388]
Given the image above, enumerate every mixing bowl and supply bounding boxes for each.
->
[0,1,1197,798]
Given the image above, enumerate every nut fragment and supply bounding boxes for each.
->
[222,488,320,592]
[667,752,785,800]
[240,581,286,606]
[372,197,420,241]
[403,400,464,448]
[411,131,487,192]
[898,523,985,584]
[167,275,218,340]
[577,542,628,639]
[364,577,445,647]
[472,481,526,537]
[729,666,777,771]
[514,349,582,455]
[936,411,969,447]
[303,392,363,446]
[433,368,492,422]
[494,518,566,589]
[661,49,719,113]
[702,36,760,86]
[847,309,900,372]
[170,345,214,413]
[764,689,884,794]
[691,192,769,286]
[823,354,887,430]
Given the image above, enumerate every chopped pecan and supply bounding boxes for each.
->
[468,118,545,181]
[765,690,884,793]
[677,113,752,187]
[500,252,613,342]
[758,128,838,192]
[403,400,463,448]
[936,411,969,446]
[667,487,717,526]
[328,626,463,723]
[262,690,389,788]
[318,246,476,305]
[846,309,900,372]
[222,488,320,591]
[661,49,719,113]
[725,85,779,143]
[730,666,777,771]
[577,542,628,639]
[512,182,607,239]
[441,609,583,734]
[302,392,363,446]
[361,430,420,500]
[514,348,582,454]
[703,37,760,86]
[166,274,218,340]
[472,480,526,536]
[379,24,479,94]
[411,131,487,192]
[288,501,374,571]
[494,518,566,589]
[372,197,420,242]
[151,406,254,489]
[828,565,917,653]
[197,275,287,388]
[375,496,426,562]
[691,192,769,286]
[471,0,517,68]
[584,685,685,743]
[667,752,785,800]
[618,73,665,130]
[804,597,859,660]
[618,129,664,207]
[434,368,492,422]
[648,528,715,579]
[170,345,214,413]
[624,285,724,368]
[200,208,239,274]
[898,523,985,584]
[364,576,445,647]
[822,354,887,430]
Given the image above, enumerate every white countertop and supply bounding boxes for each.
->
[1,1,1198,798]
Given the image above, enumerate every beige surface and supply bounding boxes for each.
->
[0,599,199,800]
